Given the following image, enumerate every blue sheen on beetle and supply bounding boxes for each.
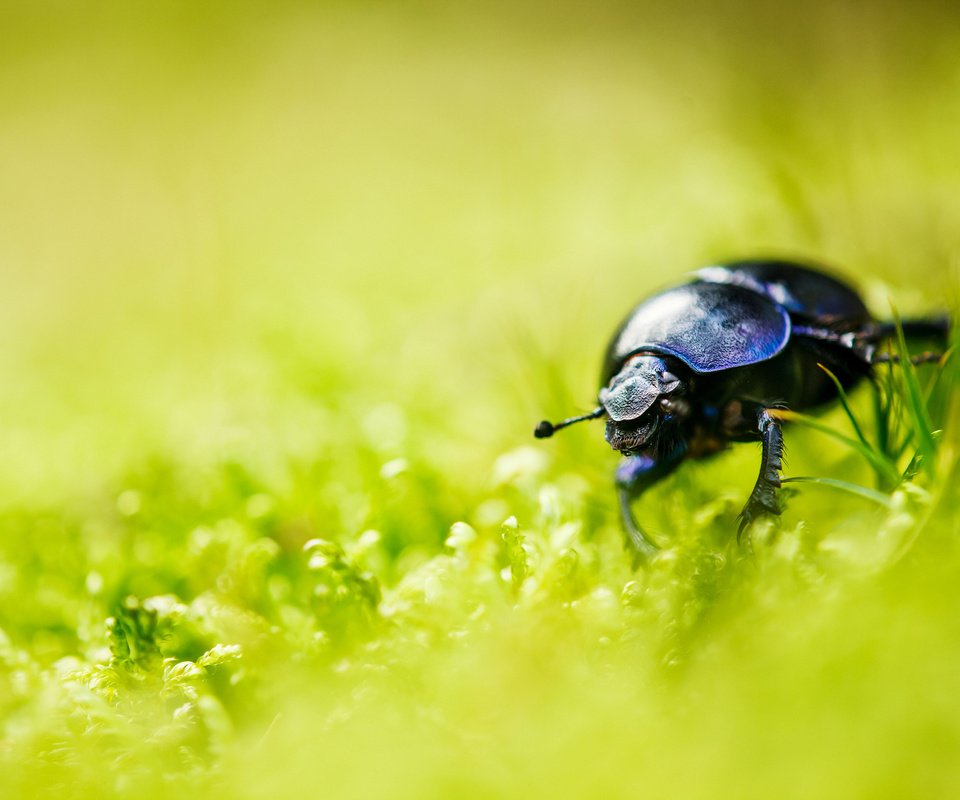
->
[534,258,949,565]
[603,282,792,376]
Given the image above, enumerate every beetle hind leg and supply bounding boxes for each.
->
[869,350,945,367]
[738,408,785,540]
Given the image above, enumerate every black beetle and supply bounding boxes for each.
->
[534,259,947,562]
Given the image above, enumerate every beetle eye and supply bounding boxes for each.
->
[660,371,680,392]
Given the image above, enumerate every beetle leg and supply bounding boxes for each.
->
[615,448,685,566]
[795,317,950,365]
[870,351,945,367]
[872,316,951,341]
[617,484,658,565]
[738,408,784,540]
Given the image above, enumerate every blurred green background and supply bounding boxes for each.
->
[1,1,960,797]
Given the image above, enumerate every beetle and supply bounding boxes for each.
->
[534,259,948,563]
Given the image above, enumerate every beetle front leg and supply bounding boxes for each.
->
[616,449,685,566]
[738,407,784,539]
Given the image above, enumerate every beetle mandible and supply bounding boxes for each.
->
[534,259,948,563]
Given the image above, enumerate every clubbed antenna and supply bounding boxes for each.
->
[533,407,605,438]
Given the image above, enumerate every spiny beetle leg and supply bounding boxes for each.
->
[737,407,784,540]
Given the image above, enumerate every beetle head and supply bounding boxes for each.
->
[600,354,689,454]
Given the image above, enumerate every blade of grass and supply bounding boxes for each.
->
[814,363,893,489]
[891,305,938,477]
[816,363,870,447]
[872,375,890,466]
[900,445,924,482]
[772,408,901,487]
[885,363,908,462]
[781,476,896,509]
[893,429,917,464]
[873,357,911,466]
[922,346,955,428]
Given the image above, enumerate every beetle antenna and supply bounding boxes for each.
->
[534,407,605,438]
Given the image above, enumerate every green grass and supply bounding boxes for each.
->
[2,1,960,797]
